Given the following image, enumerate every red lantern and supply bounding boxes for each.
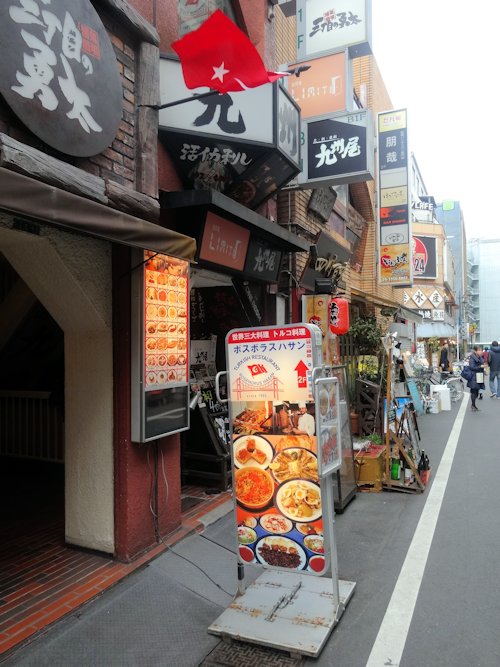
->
[328,298,350,335]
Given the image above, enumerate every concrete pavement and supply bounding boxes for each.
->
[4,391,498,667]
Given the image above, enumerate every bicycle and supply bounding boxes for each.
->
[440,371,464,403]
[413,367,464,404]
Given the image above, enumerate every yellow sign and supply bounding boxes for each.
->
[302,295,340,366]
[379,244,411,284]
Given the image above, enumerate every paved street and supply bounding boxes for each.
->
[3,392,500,667]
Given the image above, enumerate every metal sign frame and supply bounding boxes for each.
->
[208,326,356,658]
[314,376,342,476]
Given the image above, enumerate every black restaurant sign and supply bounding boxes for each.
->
[0,0,123,157]
[301,230,351,291]
[244,237,282,282]
[299,109,374,188]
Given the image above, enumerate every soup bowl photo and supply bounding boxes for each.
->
[234,467,275,510]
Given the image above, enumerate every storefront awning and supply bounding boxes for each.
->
[417,323,456,338]
[0,168,196,260]
[396,305,423,324]
[161,189,311,254]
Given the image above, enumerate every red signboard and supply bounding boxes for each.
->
[199,212,250,270]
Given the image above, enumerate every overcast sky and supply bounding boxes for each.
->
[371,0,498,239]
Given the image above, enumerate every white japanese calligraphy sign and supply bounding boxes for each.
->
[296,0,372,60]
[412,289,427,307]
[429,290,443,306]
[159,57,273,143]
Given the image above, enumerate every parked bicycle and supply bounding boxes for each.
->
[413,367,464,404]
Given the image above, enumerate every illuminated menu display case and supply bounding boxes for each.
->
[131,250,190,442]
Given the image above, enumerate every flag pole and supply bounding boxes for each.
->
[139,90,220,111]
[139,66,310,111]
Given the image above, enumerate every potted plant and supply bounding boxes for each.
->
[348,316,383,355]
[427,336,440,353]
[348,317,384,436]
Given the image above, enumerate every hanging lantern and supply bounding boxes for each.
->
[328,297,350,335]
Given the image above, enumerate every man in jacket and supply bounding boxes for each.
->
[488,341,500,397]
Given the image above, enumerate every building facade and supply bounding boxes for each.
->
[0,0,427,572]
[389,155,458,363]
[467,238,500,346]
[435,200,469,356]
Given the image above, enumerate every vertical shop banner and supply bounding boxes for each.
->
[377,109,412,286]
[227,325,328,575]
[301,294,340,366]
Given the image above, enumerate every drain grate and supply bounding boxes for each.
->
[200,640,304,666]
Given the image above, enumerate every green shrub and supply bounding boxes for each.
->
[348,316,383,355]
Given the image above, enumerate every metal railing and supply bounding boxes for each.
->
[0,391,64,462]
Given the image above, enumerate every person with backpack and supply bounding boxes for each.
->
[487,341,500,398]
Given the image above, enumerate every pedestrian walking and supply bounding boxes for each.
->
[439,341,450,376]
[467,346,485,411]
[479,346,488,399]
[487,341,500,398]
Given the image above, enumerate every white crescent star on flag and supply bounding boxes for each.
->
[212,62,230,82]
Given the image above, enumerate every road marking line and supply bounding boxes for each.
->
[365,393,469,667]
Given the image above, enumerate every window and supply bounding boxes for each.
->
[178,1,236,37]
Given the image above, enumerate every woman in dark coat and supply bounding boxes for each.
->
[468,346,485,411]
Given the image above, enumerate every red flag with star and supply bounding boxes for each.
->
[171,10,288,93]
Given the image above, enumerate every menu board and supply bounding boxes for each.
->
[227,325,326,575]
[144,251,189,386]
[233,431,325,575]
[314,376,341,476]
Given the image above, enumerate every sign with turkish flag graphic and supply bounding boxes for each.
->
[226,324,322,403]
[225,323,330,577]
[172,10,288,93]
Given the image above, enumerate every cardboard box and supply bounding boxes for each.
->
[355,444,385,486]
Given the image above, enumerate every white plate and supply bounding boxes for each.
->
[237,525,257,545]
[233,435,273,469]
[303,534,325,554]
[307,554,326,574]
[269,447,318,484]
[255,536,307,570]
[275,479,322,522]
[238,544,256,564]
[259,513,293,534]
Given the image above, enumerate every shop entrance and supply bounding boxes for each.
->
[0,251,65,517]
[0,223,115,554]
[0,222,116,648]
[182,268,274,492]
